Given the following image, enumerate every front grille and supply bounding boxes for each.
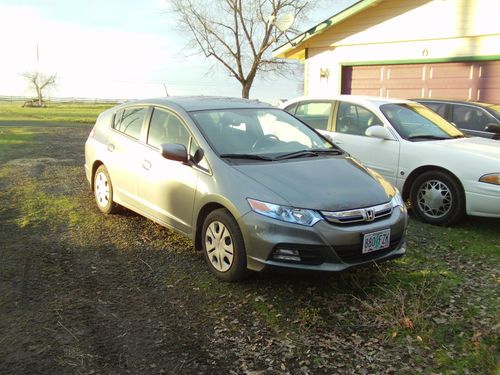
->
[334,235,403,263]
[321,202,393,225]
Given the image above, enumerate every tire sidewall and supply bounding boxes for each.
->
[410,171,464,226]
[94,165,115,214]
[201,209,248,282]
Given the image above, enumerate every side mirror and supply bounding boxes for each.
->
[192,148,205,164]
[160,143,188,162]
[365,125,393,140]
[321,133,334,143]
[485,124,500,134]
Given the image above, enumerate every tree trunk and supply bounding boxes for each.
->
[36,86,43,106]
[241,82,251,99]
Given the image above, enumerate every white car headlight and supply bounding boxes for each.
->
[247,198,322,226]
[391,190,406,209]
[479,173,500,186]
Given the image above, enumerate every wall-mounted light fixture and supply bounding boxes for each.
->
[320,67,330,81]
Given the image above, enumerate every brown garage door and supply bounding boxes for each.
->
[341,61,500,104]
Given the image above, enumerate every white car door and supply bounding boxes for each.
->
[326,101,401,186]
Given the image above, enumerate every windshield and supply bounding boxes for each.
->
[380,103,464,140]
[189,108,335,157]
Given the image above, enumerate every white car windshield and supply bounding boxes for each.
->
[189,108,336,158]
[380,103,464,141]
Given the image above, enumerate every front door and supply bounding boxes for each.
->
[328,101,401,186]
[137,107,198,234]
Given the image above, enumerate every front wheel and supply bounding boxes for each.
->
[409,170,464,226]
[202,209,249,282]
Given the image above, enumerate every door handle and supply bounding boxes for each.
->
[107,143,115,152]
[142,160,152,170]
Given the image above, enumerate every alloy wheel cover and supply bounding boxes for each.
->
[417,179,452,218]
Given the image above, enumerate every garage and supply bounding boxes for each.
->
[273,0,500,104]
[341,60,500,103]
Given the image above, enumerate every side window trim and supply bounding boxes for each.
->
[331,101,340,132]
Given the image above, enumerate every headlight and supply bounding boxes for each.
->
[247,198,322,226]
[391,190,406,209]
[479,173,500,186]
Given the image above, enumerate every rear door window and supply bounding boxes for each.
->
[113,107,148,139]
[294,101,332,130]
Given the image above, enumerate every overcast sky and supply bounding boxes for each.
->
[0,0,357,103]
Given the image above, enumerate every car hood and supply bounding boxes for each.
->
[232,156,395,211]
[436,137,500,159]
[414,136,500,167]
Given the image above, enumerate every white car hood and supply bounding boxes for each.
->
[423,137,500,162]
[444,136,500,159]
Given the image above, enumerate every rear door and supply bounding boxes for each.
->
[106,106,150,207]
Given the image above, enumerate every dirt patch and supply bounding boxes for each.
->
[0,122,498,374]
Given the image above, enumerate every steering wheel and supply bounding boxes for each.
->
[251,134,279,150]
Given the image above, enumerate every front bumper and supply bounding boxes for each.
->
[464,181,500,218]
[238,206,408,272]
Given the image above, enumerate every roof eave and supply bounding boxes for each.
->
[272,0,385,60]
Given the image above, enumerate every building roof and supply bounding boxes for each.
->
[273,0,385,59]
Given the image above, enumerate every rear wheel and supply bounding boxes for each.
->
[410,170,464,226]
[202,209,249,282]
[94,165,118,214]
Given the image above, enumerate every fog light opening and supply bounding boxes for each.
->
[273,248,301,262]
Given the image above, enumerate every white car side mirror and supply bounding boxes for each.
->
[322,133,334,142]
[365,125,393,140]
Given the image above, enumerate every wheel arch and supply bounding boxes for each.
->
[194,202,227,251]
[402,165,465,202]
[90,160,104,191]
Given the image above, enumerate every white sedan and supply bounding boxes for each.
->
[281,96,500,225]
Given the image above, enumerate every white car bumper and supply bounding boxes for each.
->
[464,181,500,218]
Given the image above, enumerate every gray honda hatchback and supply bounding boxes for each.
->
[85,97,408,281]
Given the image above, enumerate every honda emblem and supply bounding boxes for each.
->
[365,208,375,222]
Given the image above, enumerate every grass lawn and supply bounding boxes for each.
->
[0,101,116,123]
[0,118,498,374]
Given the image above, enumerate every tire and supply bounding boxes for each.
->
[409,170,465,226]
[201,208,249,282]
[93,165,119,214]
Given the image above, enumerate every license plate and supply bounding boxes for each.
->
[362,229,391,254]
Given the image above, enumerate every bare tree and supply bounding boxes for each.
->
[21,71,57,106]
[169,0,311,98]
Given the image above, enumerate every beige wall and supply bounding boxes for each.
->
[304,0,500,95]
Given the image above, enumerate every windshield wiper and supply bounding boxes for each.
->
[273,150,319,160]
[219,153,274,161]
[407,135,451,141]
[310,148,343,155]
[274,148,343,161]
[452,134,465,138]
